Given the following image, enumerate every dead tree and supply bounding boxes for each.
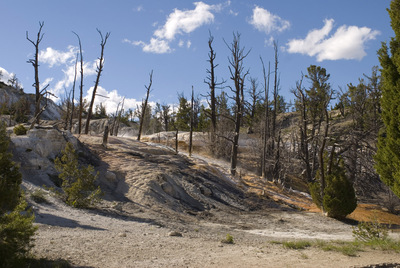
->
[260,57,271,178]
[26,21,48,125]
[102,125,109,148]
[225,32,250,176]
[189,86,194,157]
[137,70,153,141]
[85,29,110,135]
[68,52,79,131]
[292,75,312,182]
[72,31,84,134]
[114,97,125,137]
[204,31,225,155]
[161,104,170,131]
[271,41,279,158]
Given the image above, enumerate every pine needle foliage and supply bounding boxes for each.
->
[55,142,102,208]
[0,123,37,267]
[375,0,400,198]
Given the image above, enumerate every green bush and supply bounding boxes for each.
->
[30,189,48,204]
[221,233,234,244]
[0,123,37,266]
[309,153,357,219]
[55,142,102,208]
[353,218,388,242]
[13,124,27,135]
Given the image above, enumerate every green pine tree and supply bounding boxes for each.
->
[55,142,102,208]
[0,123,37,266]
[309,152,357,219]
[375,0,400,198]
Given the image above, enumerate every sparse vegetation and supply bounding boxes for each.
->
[30,188,48,204]
[282,240,311,250]
[13,124,27,135]
[221,233,234,244]
[352,217,389,242]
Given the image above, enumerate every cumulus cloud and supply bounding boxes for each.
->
[0,67,13,84]
[37,46,100,101]
[249,6,290,34]
[128,1,220,54]
[84,86,151,115]
[154,2,216,40]
[126,38,173,54]
[39,46,78,67]
[286,19,380,61]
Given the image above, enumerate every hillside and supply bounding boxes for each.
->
[9,126,400,267]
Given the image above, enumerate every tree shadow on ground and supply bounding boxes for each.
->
[35,213,106,231]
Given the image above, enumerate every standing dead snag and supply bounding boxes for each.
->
[189,86,194,157]
[85,29,110,135]
[260,57,271,179]
[26,21,49,126]
[137,70,153,141]
[72,31,84,134]
[225,32,250,176]
[204,31,225,155]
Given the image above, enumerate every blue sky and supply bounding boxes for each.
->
[0,0,392,113]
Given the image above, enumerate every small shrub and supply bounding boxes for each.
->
[13,124,27,135]
[283,240,311,250]
[55,142,102,208]
[352,218,388,242]
[221,233,234,244]
[30,189,48,204]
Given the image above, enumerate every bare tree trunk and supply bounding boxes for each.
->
[189,86,194,157]
[137,70,153,141]
[225,33,250,176]
[85,29,110,135]
[69,52,79,132]
[26,21,45,125]
[271,41,279,156]
[318,109,330,213]
[175,128,179,153]
[204,32,224,155]
[102,125,109,148]
[72,32,84,134]
[114,97,125,137]
[260,57,270,178]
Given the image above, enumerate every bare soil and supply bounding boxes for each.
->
[24,134,400,268]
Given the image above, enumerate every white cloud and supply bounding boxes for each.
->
[128,1,220,54]
[0,67,13,84]
[178,40,185,47]
[84,86,144,115]
[130,38,173,54]
[249,6,290,34]
[186,40,192,48]
[39,46,78,67]
[135,5,143,12]
[229,9,238,16]
[154,2,217,40]
[286,19,380,61]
